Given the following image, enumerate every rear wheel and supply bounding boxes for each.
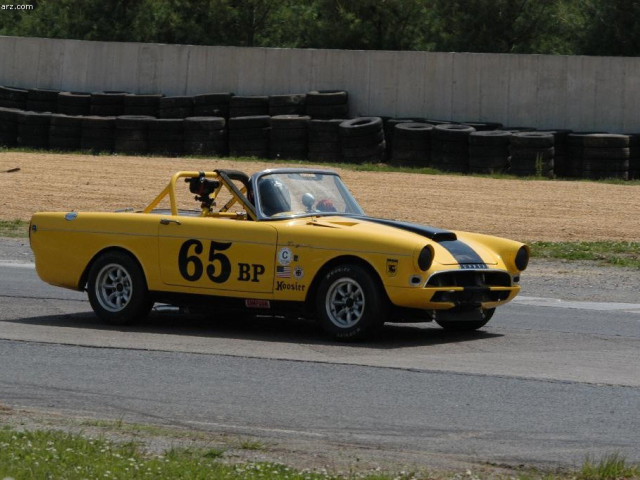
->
[87,251,152,325]
[435,308,495,331]
[316,263,387,340]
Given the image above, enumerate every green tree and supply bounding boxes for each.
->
[579,0,640,56]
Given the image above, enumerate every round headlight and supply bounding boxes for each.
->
[417,245,434,271]
[515,245,529,271]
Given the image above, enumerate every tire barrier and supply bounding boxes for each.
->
[27,88,59,113]
[269,114,310,160]
[508,132,555,177]
[581,134,630,180]
[147,118,184,156]
[468,130,511,174]
[193,93,233,118]
[0,86,28,110]
[339,117,385,164]
[184,116,227,156]
[268,94,306,116]
[0,107,19,147]
[306,90,348,119]
[431,124,476,173]
[49,113,83,151]
[228,115,270,158]
[157,96,193,119]
[114,115,153,154]
[90,92,126,117]
[1,83,637,180]
[17,111,51,149]
[123,94,162,117]
[81,116,115,153]
[229,95,269,118]
[390,122,432,167]
[308,118,344,163]
[627,133,640,180]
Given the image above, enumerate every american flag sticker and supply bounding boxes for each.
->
[276,266,291,278]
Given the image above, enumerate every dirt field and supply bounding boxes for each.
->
[1,151,639,242]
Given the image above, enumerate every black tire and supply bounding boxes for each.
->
[306,90,348,106]
[510,132,554,148]
[339,117,383,137]
[435,308,495,331]
[315,263,387,340]
[87,251,152,325]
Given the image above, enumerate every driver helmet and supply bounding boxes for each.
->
[258,177,291,216]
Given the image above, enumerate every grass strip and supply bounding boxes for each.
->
[0,219,29,238]
[0,426,639,480]
[529,241,640,269]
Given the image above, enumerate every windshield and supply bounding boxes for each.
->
[255,171,365,219]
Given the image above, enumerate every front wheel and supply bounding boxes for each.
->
[316,263,387,340]
[87,251,153,325]
[435,308,495,332]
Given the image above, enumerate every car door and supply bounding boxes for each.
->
[157,216,277,294]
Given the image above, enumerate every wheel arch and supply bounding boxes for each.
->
[304,254,389,314]
[79,246,149,291]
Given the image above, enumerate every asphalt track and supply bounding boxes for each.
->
[1,260,639,469]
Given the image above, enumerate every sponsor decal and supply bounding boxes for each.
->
[293,266,304,280]
[386,259,398,276]
[245,298,271,309]
[277,247,293,266]
[276,281,306,292]
[276,265,291,278]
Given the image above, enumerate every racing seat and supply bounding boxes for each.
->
[258,177,291,217]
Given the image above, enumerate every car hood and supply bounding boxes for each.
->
[296,215,499,266]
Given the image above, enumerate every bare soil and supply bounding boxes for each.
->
[2,151,639,242]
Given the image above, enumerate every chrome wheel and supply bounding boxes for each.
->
[94,263,133,313]
[325,277,365,329]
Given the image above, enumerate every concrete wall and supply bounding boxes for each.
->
[2,35,640,133]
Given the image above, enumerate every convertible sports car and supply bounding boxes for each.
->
[30,168,529,339]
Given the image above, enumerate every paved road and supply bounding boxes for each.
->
[1,261,639,469]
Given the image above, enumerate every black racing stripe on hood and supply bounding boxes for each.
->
[358,217,486,266]
[358,217,457,242]
[438,240,487,266]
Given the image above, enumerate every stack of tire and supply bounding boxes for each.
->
[90,92,125,116]
[305,90,348,119]
[0,107,19,146]
[0,86,27,110]
[462,122,503,131]
[229,96,269,118]
[384,118,414,161]
[228,115,270,158]
[431,124,476,173]
[183,117,227,156]
[17,111,51,149]
[581,134,630,180]
[390,122,433,167]
[545,130,572,177]
[157,96,193,119]
[81,116,115,153]
[114,115,153,154]
[27,88,59,112]
[268,94,306,116]
[308,119,344,163]
[339,117,385,164]
[147,118,184,156]
[57,92,91,116]
[269,115,310,160]
[627,133,640,179]
[468,130,512,174]
[193,93,233,118]
[49,114,83,151]
[123,94,161,117]
[508,132,555,177]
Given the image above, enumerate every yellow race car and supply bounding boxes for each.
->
[30,168,529,339]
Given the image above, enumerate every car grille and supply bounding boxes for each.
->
[426,270,513,304]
